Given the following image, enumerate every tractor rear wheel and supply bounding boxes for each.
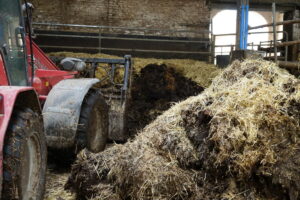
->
[2,108,47,200]
[76,90,109,153]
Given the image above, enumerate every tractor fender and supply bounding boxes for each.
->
[43,78,100,149]
[0,86,41,197]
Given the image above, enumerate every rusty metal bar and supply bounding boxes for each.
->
[276,40,300,47]
[249,19,300,30]
[272,3,278,62]
[98,28,102,54]
[278,61,300,70]
[214,30,286,37]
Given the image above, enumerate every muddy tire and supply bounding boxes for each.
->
[76,90,109,153]
[2,108,47,200]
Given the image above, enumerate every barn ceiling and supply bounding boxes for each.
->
[210,0,300,11]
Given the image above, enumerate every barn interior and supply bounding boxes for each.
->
[2,0,300,199]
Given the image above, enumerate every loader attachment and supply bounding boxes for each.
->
[50,55,133,142]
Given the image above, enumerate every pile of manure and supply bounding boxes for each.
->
[49,52,210,137]
[126,63,204,136]
[66,59,300,200]
[48,52,220,87]
[133,57,220,88]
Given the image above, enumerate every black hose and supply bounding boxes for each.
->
[24,0,35,86]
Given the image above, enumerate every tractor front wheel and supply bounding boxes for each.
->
[76,90,109,153]
[2,108,47,200]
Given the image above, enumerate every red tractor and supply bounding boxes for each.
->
[0,0,132,199]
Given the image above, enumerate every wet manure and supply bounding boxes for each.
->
[126,64,204,136]
[66,59,300,200]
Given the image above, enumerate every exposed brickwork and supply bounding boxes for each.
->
[30,0,210,36]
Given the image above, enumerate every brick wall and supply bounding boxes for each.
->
[30,0,211,37]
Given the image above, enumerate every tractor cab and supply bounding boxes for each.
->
[0,0,28,86]
[0,1,47,199]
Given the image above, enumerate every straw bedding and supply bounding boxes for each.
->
[48,52,220,88]
[45,170,75,200]
[66,59,300,200]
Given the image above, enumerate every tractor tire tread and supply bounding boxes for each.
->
[76,89,108,152]
[2,108,47,200]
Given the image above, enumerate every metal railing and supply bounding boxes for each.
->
[32,22,213,61]
[247,3,300,68]
[212,30,289,61]
[33,22,211,36]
